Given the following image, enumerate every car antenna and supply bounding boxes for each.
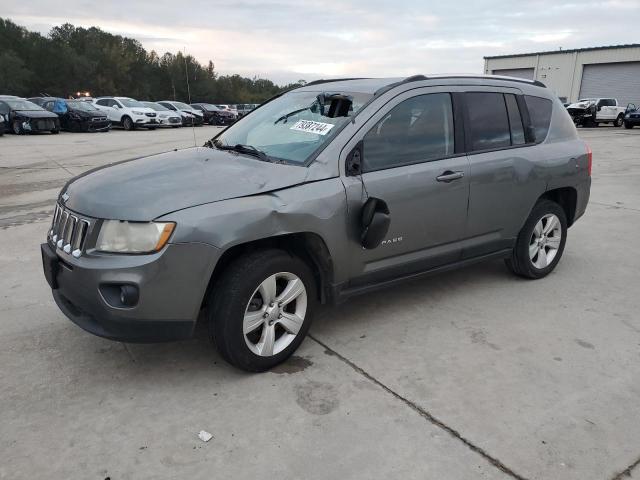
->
[183,48,197,148]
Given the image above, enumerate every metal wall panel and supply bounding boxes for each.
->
[491,68,535,80]
[579,62,640,106]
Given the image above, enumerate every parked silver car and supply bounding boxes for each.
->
[41,75,591,371]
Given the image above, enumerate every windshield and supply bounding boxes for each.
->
[119,98,144,108]
[201,103,220,110]
[578,99,596,103]
[143,102,169,111]
[173,102,192,110]
[213,90,372,165]
[67,100,98,111]
[6,99,43,111]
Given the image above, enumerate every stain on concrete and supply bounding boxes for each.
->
[0,210,54,229]
[554,357,563,362]
[470,329,501,351]
[574,339,595,350]
[0,179,66,198]
[270,356,312,374]
[294,380,339,415]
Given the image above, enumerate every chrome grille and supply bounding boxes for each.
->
[49,204,91,258]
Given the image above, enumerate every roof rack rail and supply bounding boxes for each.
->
[374,74,429,95]
[438,75,547,88]
[304,77,369,87]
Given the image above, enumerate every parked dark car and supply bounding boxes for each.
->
[0,96,60,134]
[624,103,640,129]
[190,103,235,125]
[29,97,110,132]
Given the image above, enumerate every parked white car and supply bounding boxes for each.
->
[216,104,239,119]
[158,101,204,126]
[93,97,158,130]
[566,98,626,127]
[141,102,182,127]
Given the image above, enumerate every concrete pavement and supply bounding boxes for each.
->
[1,125,639,479]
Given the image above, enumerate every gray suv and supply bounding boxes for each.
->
[41,75,591,371]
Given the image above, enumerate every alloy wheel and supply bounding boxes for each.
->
[243,272,307,357]
[529,213,562,269]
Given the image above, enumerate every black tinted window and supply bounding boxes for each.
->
[363,93,454,171]
[505,94,525,145]
[466,92,511,151]
[524,95,553,143]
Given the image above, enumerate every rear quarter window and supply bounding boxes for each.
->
[524,95,553,143]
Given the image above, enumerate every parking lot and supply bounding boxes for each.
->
[1,125,639,480]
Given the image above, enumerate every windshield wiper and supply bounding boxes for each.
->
[274,107,310,125]
[212,140,272,162]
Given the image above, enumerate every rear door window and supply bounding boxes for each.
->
[524,95,553,143]
[466,92,511,151]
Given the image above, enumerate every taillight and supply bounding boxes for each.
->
[586,143,592,176]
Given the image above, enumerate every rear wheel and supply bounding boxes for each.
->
[614,114,624,127]
[505,199,567,279]
[122,116,134,131]
[208,249,316,372]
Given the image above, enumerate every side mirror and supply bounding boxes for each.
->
[597,105,602,111]
[360,197,390,249]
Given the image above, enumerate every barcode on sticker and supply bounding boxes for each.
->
[290,120,335,135]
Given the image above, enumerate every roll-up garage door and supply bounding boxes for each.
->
[579,62,640,107]
[492,68,535,80]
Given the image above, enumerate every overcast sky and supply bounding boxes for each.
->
[3,0,639,85]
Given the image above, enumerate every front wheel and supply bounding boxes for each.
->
[208,249,317,372]
[505,199,567,279]
[625,121,634,129]
[12,120,24,135]
[614,114,624,127]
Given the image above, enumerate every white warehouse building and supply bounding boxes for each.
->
[484,44,640,106]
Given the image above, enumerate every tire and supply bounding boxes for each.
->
[505,199,567,279]
[624,121,633,129]
[208,249,317,372]
[51,128,60,134]
[122,116,134,131]
[614,114,624,127]
[12,120,24,135]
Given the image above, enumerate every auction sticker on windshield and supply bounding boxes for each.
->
[290,120,335,135]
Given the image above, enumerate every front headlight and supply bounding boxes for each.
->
[132,110,145,115]
[96,221,175,253]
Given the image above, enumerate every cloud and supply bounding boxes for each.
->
[3,0,639,84]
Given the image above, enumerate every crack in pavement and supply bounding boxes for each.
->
[610,455,640,480]
[591,201,640,213]
[309,334,530,480]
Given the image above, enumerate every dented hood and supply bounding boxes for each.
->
[62,147,310,220]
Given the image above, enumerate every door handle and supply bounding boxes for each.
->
[436,170,464,183]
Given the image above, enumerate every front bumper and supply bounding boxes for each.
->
[41,240,221,342]
[624,115,640,126]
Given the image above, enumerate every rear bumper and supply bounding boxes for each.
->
[574,177,591,224]
[42,241,221,343]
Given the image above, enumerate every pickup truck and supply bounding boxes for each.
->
[566,98,626,127]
